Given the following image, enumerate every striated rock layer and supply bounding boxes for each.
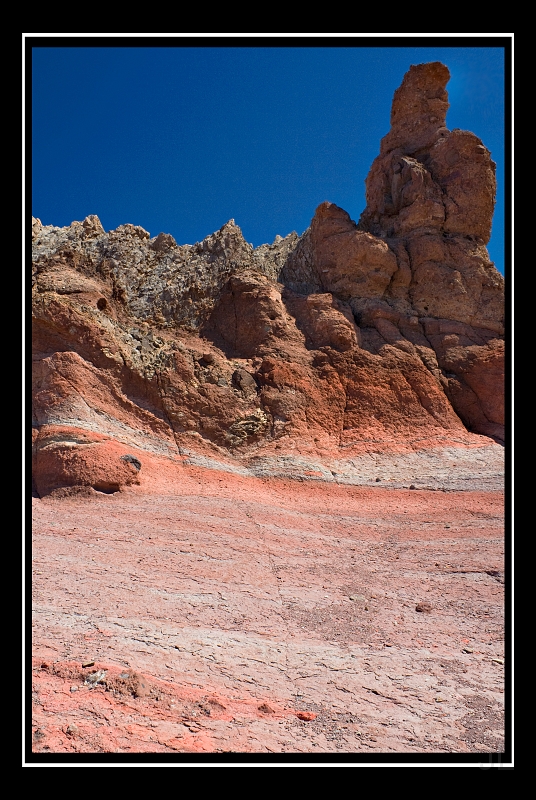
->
[31,62,504,497]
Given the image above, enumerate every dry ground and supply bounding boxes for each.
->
[28,466,506,762]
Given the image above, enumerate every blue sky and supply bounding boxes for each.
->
[30,37,508,275]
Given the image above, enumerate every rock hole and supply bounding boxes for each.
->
[97,297,108,311]
[93,481,120,494]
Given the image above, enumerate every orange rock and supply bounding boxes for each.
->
[296,711,317,721]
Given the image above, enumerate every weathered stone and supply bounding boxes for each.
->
[82,215,105,238]
[310,202,398,300]
[203,270,301,359]
[232,369,259,395]
[382,61,451,155]
[355,62,503,437]
[428,130,496,242]
[150,232,177,252]
[283,290,361,352]
[31,61,505,494]
[32,425,143,497]
[30,56,507,752]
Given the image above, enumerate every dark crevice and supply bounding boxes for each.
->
[338,384,350,448]
[232,287,239,356]
[92,482,120,494]
[153,371,185,457]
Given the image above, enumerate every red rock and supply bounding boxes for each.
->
[310,202,398,300]
[29,472,505,754]
[29,62,507,757]
[32,63,504,493]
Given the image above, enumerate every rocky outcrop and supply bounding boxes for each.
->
[281,62,504,437]
[31,62,504,496]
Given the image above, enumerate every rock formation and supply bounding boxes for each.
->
[31,62,505,497]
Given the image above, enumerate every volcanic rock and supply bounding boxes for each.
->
[31,62,505,496]
[30,62,507,759]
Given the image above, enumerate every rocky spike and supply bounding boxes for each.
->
[381,61,451,156]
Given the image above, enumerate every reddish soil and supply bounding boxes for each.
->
[29,465,506,761]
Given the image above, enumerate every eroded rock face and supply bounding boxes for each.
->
[31,61,505,495]
[309,202,399,300]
